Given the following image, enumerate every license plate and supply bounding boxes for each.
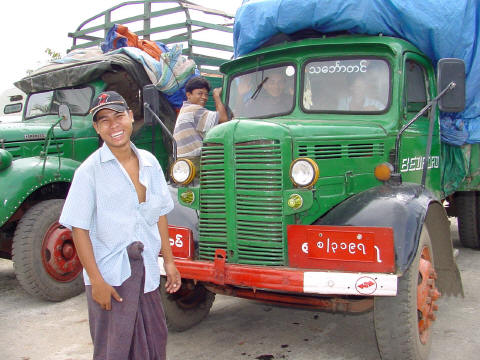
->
[307,229,376,262]
[167,225,194,259]
[287,225,395,272]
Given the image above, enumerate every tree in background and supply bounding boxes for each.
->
[26,48,63,75]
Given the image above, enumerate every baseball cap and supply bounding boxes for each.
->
[89,91,129,121]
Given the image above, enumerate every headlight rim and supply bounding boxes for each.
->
[170,158,196,185]
[289,157,319,188]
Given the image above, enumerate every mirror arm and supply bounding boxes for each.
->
[144,103,177,161]
[40,117,63,179]
[420,99,437,188]
[393,81,456,175]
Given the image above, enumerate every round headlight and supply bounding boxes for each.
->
[290,158,319,188]
[171,159,196,185]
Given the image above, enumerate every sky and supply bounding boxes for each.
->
[0,0,243,91]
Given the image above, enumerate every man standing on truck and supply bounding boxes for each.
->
[173,76,228,167]
[59,91,181,360]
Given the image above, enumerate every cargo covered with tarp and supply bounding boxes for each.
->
[14,39,197,110]
[233,0,480,195]
[14,50,150,94]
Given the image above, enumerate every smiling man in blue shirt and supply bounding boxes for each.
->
[60,91,180,360]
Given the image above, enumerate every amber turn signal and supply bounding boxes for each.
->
[374,162,394,182]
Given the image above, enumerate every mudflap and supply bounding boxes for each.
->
[317,183,463,296]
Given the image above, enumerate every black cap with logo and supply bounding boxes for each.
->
[89,91,129,121]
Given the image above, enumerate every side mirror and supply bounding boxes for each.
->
[58,104,72,131]
[143,85,160,125]
[437,58,465,113]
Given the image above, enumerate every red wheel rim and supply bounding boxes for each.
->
[41,222,82,282]
[417,246,441,344]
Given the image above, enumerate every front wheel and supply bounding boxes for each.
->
[12,199,84,301]
[159,277,215,332]
[374,224,441,360]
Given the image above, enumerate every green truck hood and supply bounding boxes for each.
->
[274,119,388,140]
[0,117,94,143]
[0,121,57,142]
[206,119,388,143]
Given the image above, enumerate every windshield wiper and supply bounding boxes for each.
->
[250,76,269,100]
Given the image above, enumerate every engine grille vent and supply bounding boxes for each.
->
[298,143,384,159]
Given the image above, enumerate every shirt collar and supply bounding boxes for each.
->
[99,142,153,167]
[99,142,116,163]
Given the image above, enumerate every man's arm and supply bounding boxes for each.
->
[157,215,181,293]
[212,87,228,123]
[72,227,122,310]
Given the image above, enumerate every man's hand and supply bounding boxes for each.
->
[213,87,222,98]
[164,261,182,293]
[91,279,123,310]
[212,87,228,123]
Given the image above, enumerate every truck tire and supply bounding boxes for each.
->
[159,276,215,332]
[454,191,480,249]
[373,224,440,360]
[12,199,84,301]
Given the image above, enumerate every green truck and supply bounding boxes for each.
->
[162,33,468,360]
[0,0,233,301]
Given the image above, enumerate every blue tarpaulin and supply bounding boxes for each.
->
[233,0,480,145]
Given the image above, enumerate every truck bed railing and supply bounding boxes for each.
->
[68,0,234,74]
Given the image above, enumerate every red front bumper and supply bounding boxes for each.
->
[165,224,398,296]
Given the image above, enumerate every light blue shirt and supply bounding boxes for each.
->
[59,142,174,293]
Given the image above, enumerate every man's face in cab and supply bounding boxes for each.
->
[264,72,286,97]
[187,88,209,107]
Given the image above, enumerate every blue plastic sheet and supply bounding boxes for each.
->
[234,0,480,145]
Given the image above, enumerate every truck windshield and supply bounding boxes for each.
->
[303,58,390,113]
[25,87,93,120]
[228,65,296,118]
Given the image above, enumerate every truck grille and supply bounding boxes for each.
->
[235,140,284,265]
[198,143,227,260]
[198,140,286,265]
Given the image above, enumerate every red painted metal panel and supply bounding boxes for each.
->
[287,224,395,273]
[167,225,194,259]
[174,258,305,293]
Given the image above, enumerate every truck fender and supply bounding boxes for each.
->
[0,157,80,226]
[316,183,462,296]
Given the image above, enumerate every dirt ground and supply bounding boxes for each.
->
[0,219,478,360]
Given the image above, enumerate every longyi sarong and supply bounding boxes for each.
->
[86,241,167,360]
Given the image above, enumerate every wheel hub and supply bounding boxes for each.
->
[417,246,441,344]
[41,222,82,282]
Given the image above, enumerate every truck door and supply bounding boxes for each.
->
[399,54,441,192]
